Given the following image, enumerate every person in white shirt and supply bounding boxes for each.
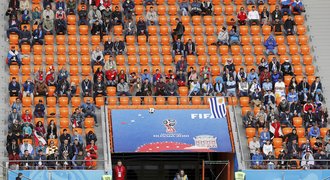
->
[248,6,260,25]
[20,140,34,155]
[238,78,249,96]
[262,140,273,155]
[91,47,105,69]
[20,0,30,12]
[217,27,229,45]
[301,150,314,169]
[249,136,260,158]
[42,5,55,21]
[146,7,158,25]
[274,78,286,98]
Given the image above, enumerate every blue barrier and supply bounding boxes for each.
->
[8,170,107,180]
[111,109,232,153]
[243,170,330,180]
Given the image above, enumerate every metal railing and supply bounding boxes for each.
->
[243,159,330,170]
[102,105,112,174]
[231,104,246,170]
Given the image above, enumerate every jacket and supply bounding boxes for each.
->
[308,127,320,137]
[146,11,157,22]
[174,22,185,35]
[117,82,129,92]
[264,36,277,50]
[8,81,20,93]
[252,153,263,165]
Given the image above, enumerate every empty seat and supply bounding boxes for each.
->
[246,128,256,138]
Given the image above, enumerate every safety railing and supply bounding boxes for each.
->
[243,159,330,170]
[231,104,246,170]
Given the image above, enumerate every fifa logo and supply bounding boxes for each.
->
[163,119,176,133]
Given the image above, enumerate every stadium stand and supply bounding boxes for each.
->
[2,0,328,178]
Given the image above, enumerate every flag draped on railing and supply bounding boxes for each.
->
[208,97,227,118]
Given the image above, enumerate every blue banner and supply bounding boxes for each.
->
[8,170,106,180]
[244,170,330,180]
[111,109,232,152]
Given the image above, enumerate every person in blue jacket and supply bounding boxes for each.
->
[247,68,259,84]
[252,149,264,168]
[308,123,320,139]
[291,0,305,14]
[287,88,298,103]
[264,35,277,55]
[259,127,270,147]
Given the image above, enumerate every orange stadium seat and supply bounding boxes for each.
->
[156,97,166,105]
[246,128,256,138]
[242,45,252,55]
[211,66,220,76]
[250,26,260,35]
[192,16,202,26]
[297,25,306,35]
[79,26,88,35]
[215,16,224,26]
[252,36,262,45]
[283,127,293,135]
[204,16,213,25]
[144,96,154,105]
[298,35,309,45]
[225,5,234,15]
[273,138,283,148]
[214,5,222,15]
[303,55,313,65]
[220,46,229,55]
[240,97,250,107]
[241,36,250,45]
[262,25,271,36]
[296,128,305,138]
[305,65,315,76]
[241,107,251,116]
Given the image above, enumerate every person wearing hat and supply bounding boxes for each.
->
[33,99,45,118]
[19,25,31,47]
[55,13,67,35]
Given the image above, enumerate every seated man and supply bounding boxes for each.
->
[264,35,277,55]
[6,15,21,39]
[146,6,158,25]
[56,79,70,97]
[80,99,98,126]
[238,78,249,96]
[32,25,45,45]
[21,150,33,170]
[122,0,135,19]
[8,108,21,127]
[34,99,45,118]
[81,76,92,97]
[116,78,131,96]
[34,80,48,97]
[176,56,188,74]
[201,78,214,96]
[71,108,85,128]
[237,7,248,25]
[78,5,88,25]
[136,17,148,40]
[226,76,236,96]
[19,25,31,47]
[171,18,185,41]
[272,5,283,22]
[93,77,107,101]
[247,6,260,25]
[189,79,201,96]
[284,16,296,35]
[201,0,212,15]
[105,68,117,86]
[281,0,292,15]
[103,38,114,55]
[308,123,320,139]
[113,37,125,55]
[124,18,136,40]
[88,5,102,25]
[20,139,34,155]
[180,0,189,16]
[43,15,54,34]
[22,79,35,99]
[111,6,124,26]
[54,14,67,34]
[141,69,152,82]
[91,20,103,39]
[190,0,202,16]
[8,77,20,97]
[291,0,305,14]
[155,78,167,96]
[91,47,105,69]
[153,69,163,85]
[172,39,184,58]
[166,79,178,96]
[246,0,256,5]
[7,46,22,67]
[217,27,229,45]
[251,149,264,169]
[185,39,196,56]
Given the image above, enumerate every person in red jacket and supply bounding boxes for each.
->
[84,152,93,169]
[237,7,248,25]
[9,151,20,169]
[114,160,126,180]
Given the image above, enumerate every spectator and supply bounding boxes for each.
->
[34,149,47,169]
[7,46,21,67]
[117,78,131,96]
[32,7,41,25]
[114,160,126,180]
[113,37,125,55]
[314,150,327,169]
[71,108,85,128]
[7,15,21,39]
[271,5,282,22]
[272,18,283,35]
[55,7,66,20]
[59,139,73,159]
[165,79,178,96]
[287,88,298,103]
[180,0,189,16]
[21,150,33,170]
[124,18,136,41]
[55,14,67,35]
[247,0,256,5]
[172,39,184,58]
[56,79,70,97]
[105,68,118,86]
[122,0,135,19]
[189,79,201,96]
[171,18,185,41]
[8,0,19,11]
[251,88,263,107]
[155,78,167,96]
[311,77,322,97]
[42,5,54,21]
[67,0,76,14]
[8,150,20,170]
[141,69,152,82]
[45,66,56,86]
[91,20,103,39]
[47,149,61,169]
[190,0,202,16]
[88,5,102,25]
[111,6,124,26]
[46,140,58,156]
[8,77,20,97]
[260,6,270,26]
[287,139,299,157]
[301,150,314,169]
[291,0,305,15]
[309,123,320,138]
[34,100,45,118]
[81,76,93,97]
[280,109,293,127]
[103,38,114,55]
[237,7,248,25]
[252,149,263,168]
[72,130,84,146]
[19,25,31,47]
[7,138,20,155]
[80,99,98,126]
[274,78,285,98]
[248,6,260,25]
[236,68,247,83]
[146,7,158,25]
[56,0,66,10]
[72,150,85,169]
[290,100,301,117]
[91,47,105,69]
[176,70,187,87]
[85,139,98,159]
[229,25,240,45]
[264,35,277,55]
[238,78,249,96]
[84,152,93,169]
[20,140,33,155]
[217,27,229,45]
[268,57,280,73]
[201,78,214,96]
[226,76,236,96]
[281,0,292,15]
[284,16,296,35]
[260,128,270,147]
[22,123,32,138]
[278,97,290,113]
[60,129,72,145]
[259,68,271,84]
[93,77,107,102]
[78,5,88,25]
[247,69,259,84]
[244,111,256,128]
[32,25,45,45]
[34,81,48,97]
[176,56,188,74]
[11,98,22,114]
[270,119,283,138]
[86,130,97,145]
[263,140,273,156]
[136,17,148,40]
[141,79,152,96]
[201,0,212,15]
[184,39,196,56]
[35,121,46,138]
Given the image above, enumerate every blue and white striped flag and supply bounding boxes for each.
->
[208,97,227,118]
